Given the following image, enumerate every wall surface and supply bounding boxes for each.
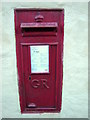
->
[1,2,88,118]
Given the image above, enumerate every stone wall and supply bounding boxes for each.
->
[1,2,88,118]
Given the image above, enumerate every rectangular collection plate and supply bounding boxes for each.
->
[30,45,49,73]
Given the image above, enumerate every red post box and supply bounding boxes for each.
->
[14,9,64,113]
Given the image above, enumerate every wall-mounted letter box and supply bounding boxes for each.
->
[14,9,64,113]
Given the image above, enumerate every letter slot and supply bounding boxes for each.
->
[20,22,58,36]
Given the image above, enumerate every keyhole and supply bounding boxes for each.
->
[29,76,31,80]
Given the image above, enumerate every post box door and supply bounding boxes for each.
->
[21,43,57,110]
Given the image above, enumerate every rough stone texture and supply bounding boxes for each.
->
[1,2,88,118]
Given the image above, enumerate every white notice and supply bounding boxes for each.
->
[30,45,49,73]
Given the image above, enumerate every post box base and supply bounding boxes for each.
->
[21,108,61,113]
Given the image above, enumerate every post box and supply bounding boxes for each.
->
[14,8,64,113]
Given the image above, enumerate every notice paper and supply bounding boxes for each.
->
[30,45,49,73]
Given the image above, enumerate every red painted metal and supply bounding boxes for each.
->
[14,8,64,113]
